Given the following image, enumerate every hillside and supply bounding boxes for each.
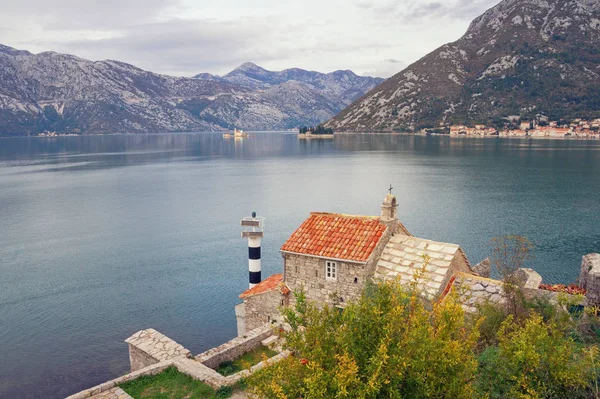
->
[0,46,381,136]
[326,0,600,132]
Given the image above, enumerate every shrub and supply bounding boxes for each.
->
[215,385,233,398]
[247,275,481,399]
[216,361,236,376]
[476,314,598,399]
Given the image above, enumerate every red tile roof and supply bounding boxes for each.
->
[280,213,388,262]
[240,274,285,299]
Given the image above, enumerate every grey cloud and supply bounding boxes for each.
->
[354,0,499,21]
[362,58,407,78]
[3,0,174,30]
[41,18,278,76]
[23,16,400,77]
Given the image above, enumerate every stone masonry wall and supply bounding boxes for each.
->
[284,253,367,305]
[580,253,600,305]
[195,325,273,369]
[243,290,287,333]
[282,219,400,306]
[125,329,191,372]
[128,345,160,373]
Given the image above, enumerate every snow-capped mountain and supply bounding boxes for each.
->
[327,0,600,132]
[0,46,382,135]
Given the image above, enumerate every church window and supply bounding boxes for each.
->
[326,261,337,281]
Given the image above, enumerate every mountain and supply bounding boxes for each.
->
[211,62,383,102]
[0,47,382,136]
[327,0,600,132]
[192,62,384,129]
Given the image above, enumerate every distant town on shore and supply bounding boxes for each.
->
[420,117,600,139]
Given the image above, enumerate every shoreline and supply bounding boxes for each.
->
[332,131,600,141]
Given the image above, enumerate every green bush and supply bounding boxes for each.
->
[215,385,233,398]
[476,314,598,399]
[216,361,237,376]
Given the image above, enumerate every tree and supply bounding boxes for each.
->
[247,270,481,399]
[489,235,534,319]
[477,314,598,399]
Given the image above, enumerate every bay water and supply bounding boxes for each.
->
[0,132,599,398]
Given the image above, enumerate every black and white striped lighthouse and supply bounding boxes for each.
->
[241,212,265,288]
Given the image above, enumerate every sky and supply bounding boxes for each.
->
[0,0,500,78]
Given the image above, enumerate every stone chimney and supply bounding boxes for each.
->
[380,193,398,222]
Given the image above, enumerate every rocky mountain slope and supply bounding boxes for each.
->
[0,46,382,135]
[209,62,382,101]
[326,0,600,132]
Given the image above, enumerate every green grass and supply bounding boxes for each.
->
[216,346,279,376]
[120,366,231,399]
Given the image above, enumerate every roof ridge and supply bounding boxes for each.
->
[393,234,460,248]
[309,212,380,219]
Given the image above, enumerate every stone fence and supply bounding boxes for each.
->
[65,361,173,399]
[195,324,274,369]
[67,325,283,397]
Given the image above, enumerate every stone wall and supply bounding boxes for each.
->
[125,329,191,372]
[284,253,367,305]
[195,325,273,369]
[128,345,160,373]
[235,302,246,336]
[580,253,600,305]
[242,290,287,334]
[452,273,505,312]
[66,361,172,399]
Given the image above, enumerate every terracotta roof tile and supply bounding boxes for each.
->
[280,213,387,262]
[239,274,284,299]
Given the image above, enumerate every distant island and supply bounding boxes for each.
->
[298,125,334,138]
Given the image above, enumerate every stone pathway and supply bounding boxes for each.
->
[89,387,132,399]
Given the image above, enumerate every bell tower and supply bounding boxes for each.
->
[380,185,398,222]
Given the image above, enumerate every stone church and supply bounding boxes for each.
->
[235,192,479,335]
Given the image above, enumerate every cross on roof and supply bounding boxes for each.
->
[388,184,393,194]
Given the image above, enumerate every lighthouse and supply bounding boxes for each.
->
[241,212,265,288]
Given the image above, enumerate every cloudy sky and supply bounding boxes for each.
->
[1,0,499,78]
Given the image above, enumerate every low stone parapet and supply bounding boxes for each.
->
[88,387,132,399]
[68,326,284,398]
[125,328,191,372]
[515,268,543,289]
[195,325,273,369]
[65,361,172,399]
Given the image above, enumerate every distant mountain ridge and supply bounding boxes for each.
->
[326,0,600,132]
[202,62,382,100]
[0,46,382,136]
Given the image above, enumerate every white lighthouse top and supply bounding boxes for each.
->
[241,212,265,238]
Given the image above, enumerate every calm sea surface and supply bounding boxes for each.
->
[1,132,599,398]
